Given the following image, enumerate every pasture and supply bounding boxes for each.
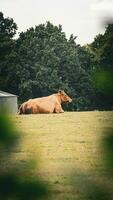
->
[5,112,113,199]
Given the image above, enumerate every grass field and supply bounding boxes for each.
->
[4,111,113,199]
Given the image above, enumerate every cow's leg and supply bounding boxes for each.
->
[18,104,23,114]
[18,103,26,114]
[32,105,39,114]
[54,104,64,113]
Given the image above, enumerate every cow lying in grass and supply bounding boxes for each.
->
[18,90,72,114]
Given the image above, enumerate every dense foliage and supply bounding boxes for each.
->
[89,23,113,110]
[0,12,113,110]
[0,12,18,93]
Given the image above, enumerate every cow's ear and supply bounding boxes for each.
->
[58,90,62,94]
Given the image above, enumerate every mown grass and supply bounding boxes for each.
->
[5,111,113,199]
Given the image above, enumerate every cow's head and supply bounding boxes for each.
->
[58,90,72,103]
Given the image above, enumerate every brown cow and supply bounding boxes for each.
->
[18,90,72,114]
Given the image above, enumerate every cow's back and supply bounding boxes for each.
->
[27,94,58,113]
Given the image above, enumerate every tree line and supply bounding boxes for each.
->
[0,12,113,111]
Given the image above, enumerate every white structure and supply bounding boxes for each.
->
[0,90,18,113]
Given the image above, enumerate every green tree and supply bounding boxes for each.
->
[90,23,113,110]
[0,12,18,94]
[0,12,96,111]
[14,22,95,110]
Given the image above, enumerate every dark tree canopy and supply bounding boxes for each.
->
[0,12,18,93]
[89,23,113,109]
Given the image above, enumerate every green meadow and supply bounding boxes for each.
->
[6,111,113,199]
